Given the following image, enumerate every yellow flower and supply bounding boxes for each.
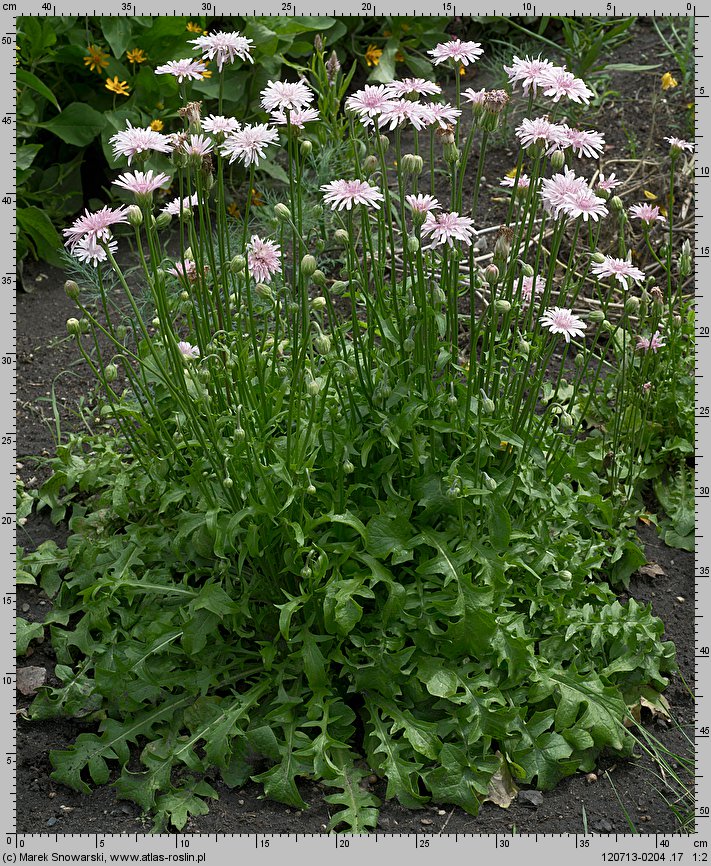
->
[186,22,203,32]
[227,202,240,219]
[150,119,164,132]
[661,72,678,91]
[201,69,212,79]
[84,44,109,74]
[643,189,658,201]
[251,188,265,207]
[459,64,465,76]
[105,76,130,97]
[364,44,382,67]
[395,50,405,62]
[126,48,147,64]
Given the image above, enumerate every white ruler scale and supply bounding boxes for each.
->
[5,4,709,862]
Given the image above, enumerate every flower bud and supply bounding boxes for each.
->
[591,252,606,264]
[306,375,320,396]
[309,297,326,312]
[602,319,614,332]
[674,313,682,326]
[301,254,317,278]
[561,412,574,427]
[401,153,423,176]
[379,134,390,152]
[155,211,172,230]
[66,317,81,336]
[588,309,605,324]
[625,296,640,315]
[223,477,234,488]
[116,325,127,341]
[517,337,530,356]
[434,286,446,304]
[483,473,497,491]
[230,255,246,274]
[274,202,291,222]
[334,228,350,246]
[443,141,460,165]
[343,458,355,474]
[64,280,80,301]
[406,301,418,317]
[485,264,500,286]
[104,362,118,383]
[550,149,566,171]
[314,332,331,354]
[127,204,143,227]
[235,426,246,442]
[447,392,458,408]
[312,270,327,287]
[495,299,511,314]
[255,282,273,300]
[300,139,313,157]
[407,235,419,254]
[481,392,495,414]
[521,263,534,278]
[362,154,378,175]
[610,195,624,212]
[574,352,585,369]
[559,570,573,582]
[404,336,415,353]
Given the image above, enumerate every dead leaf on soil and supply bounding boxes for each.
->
[483,751,519,808]
[16,666,46,696]
[638,562,665,578]
[626,691,672,726]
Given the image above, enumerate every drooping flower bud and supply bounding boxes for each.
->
[485,264,500,285]
[274,202,291,222]
[609,195,624,212]
[301,254,317,278]
[588,309,605,324]
[495,299,511,314]
[311,296,327,310]
[64,280,80,301]
[66,317,81,336]
[625,296,640,315]
[334,228,350,246]
[155,211,172,230]
[104,363,118,383]
[401,153,424,176]
[407,235,420,254]
[255,283,273,300]
[591,252,606,264]
[230,255,246,274]
[127,204,143,227]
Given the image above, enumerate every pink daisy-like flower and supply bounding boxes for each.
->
[540,68,594,104]
[155,58,207,83]
[167,261,206,283]
[247,235,282,283]
[636,330,665,353]
[321,179,384,211]
[201,115,241,136]
[177,340,200,359]
[183,134,213,158]
[109,122,173,165]
[345,85,395,119]
[642,381,652,393]
[219,124,280,167]
[188,31,254,71]
[515,116,567,153]
[427,102,462,129]
[428,38,483,67]
[520,274,543,305]
[161,192,200,216]
[629,203,667,226]
[269,107,320,128]
[421,211,475,248]
[112,170,171,200]
[377,99,433,131]
[565,187,609,222]
[539,306,587,342]
[405,193,442,214]
[389,78,442,97]
[596,172,620,193]
[540,168,589,218]
[562,125,605,159]
[462,87,487,107]
[260,80,313,113]
[500,173,531,190]
[591,256,645,289]
[72,236,118,267]
[63,205,129,250]
[664,136,694,153]
[504,55,556,95]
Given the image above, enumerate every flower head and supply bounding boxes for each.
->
[172,133,213,158]
[591,255,645,289]
[562,125,605,159]
[661,72,678,90]
[504,55,556,94]
[269,107,320,128]
[177,340,200,359]
[188,31,254,70]
[345,85,395,119]
[260,79,313,113]
[247,235,282,283]
[428,38,483,66]
[112,170,171,199]
[500,172,531,191]
[664,136,694,153]
[219,124,279,167]
[110,122,173,165]
[150,119,164,132]
[539,307,587,342]
[63,205,129,250]
[421,211,475,247]
[462,87,487,107]
[321,179,384,211]
[83,44,109,74]
[364,44,382,67]
[540,67,594,104]
[201,115,241,136]
[126,48,147,64]
[564,187,609,222]
[636,330,665,352]
[155,58,207,82]
[405,193,441,214]
[629,202,667,226]
[427,102,462,129]
[161,192,200,216]
[596,172,620,193]
[520,274,542,305]
[377,98,433,131]
[167,261,200,282]
[389,77,442,97]
[105,76,130,96]
[72,235,118,267]
[515,116,567,153]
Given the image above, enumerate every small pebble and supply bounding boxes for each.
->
[46,817,57,828]
[437,809,446,816]
[420,818,433,826]
[585,773,598,784]
[676,596,685,603]
[368,774,378,784]
[237,799,244,806]
[48,792,56,799]
[640,815,650,822]
[21,604,29,612]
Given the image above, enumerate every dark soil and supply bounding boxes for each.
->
[16,18,695,836]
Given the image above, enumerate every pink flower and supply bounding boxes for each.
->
[636,330,665,353]
[345,85,395,119]
[520,274,542,305]
[188,31,254,70]
[389,78,442,97]
[642,382,652,393]
[515,116,567,153]
[421,211,475,248]
[665,136,694,153]
[629,203,667,226]
[564,187,609,222]
[247,235,281,283]
[269,107,320,128]
[427,102,461,129]
[462,87,487,107]
[161,193,200,216]
[500,173,531,191]
[63,205,129,250]
[562,125,605,159]
[504,55,556,94]
[539,307,587,342]
[377,99,433,131]
[405,193,441,214]
[201,115,241,136]
[540,168,589,218]
[72,236,118,267]
[321,179,384,211]
[591,256,645,289]
[109,122,173,165]
[260,80,313,113]
[540,68,593,104]
[112,170,171,200]
[177,340,200,359]
[428,38,483,66]
[172,133,213,158]
[219,124,280,167]
[596,172,620,193]
[155,58,207,83]
[167,261,205,283]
